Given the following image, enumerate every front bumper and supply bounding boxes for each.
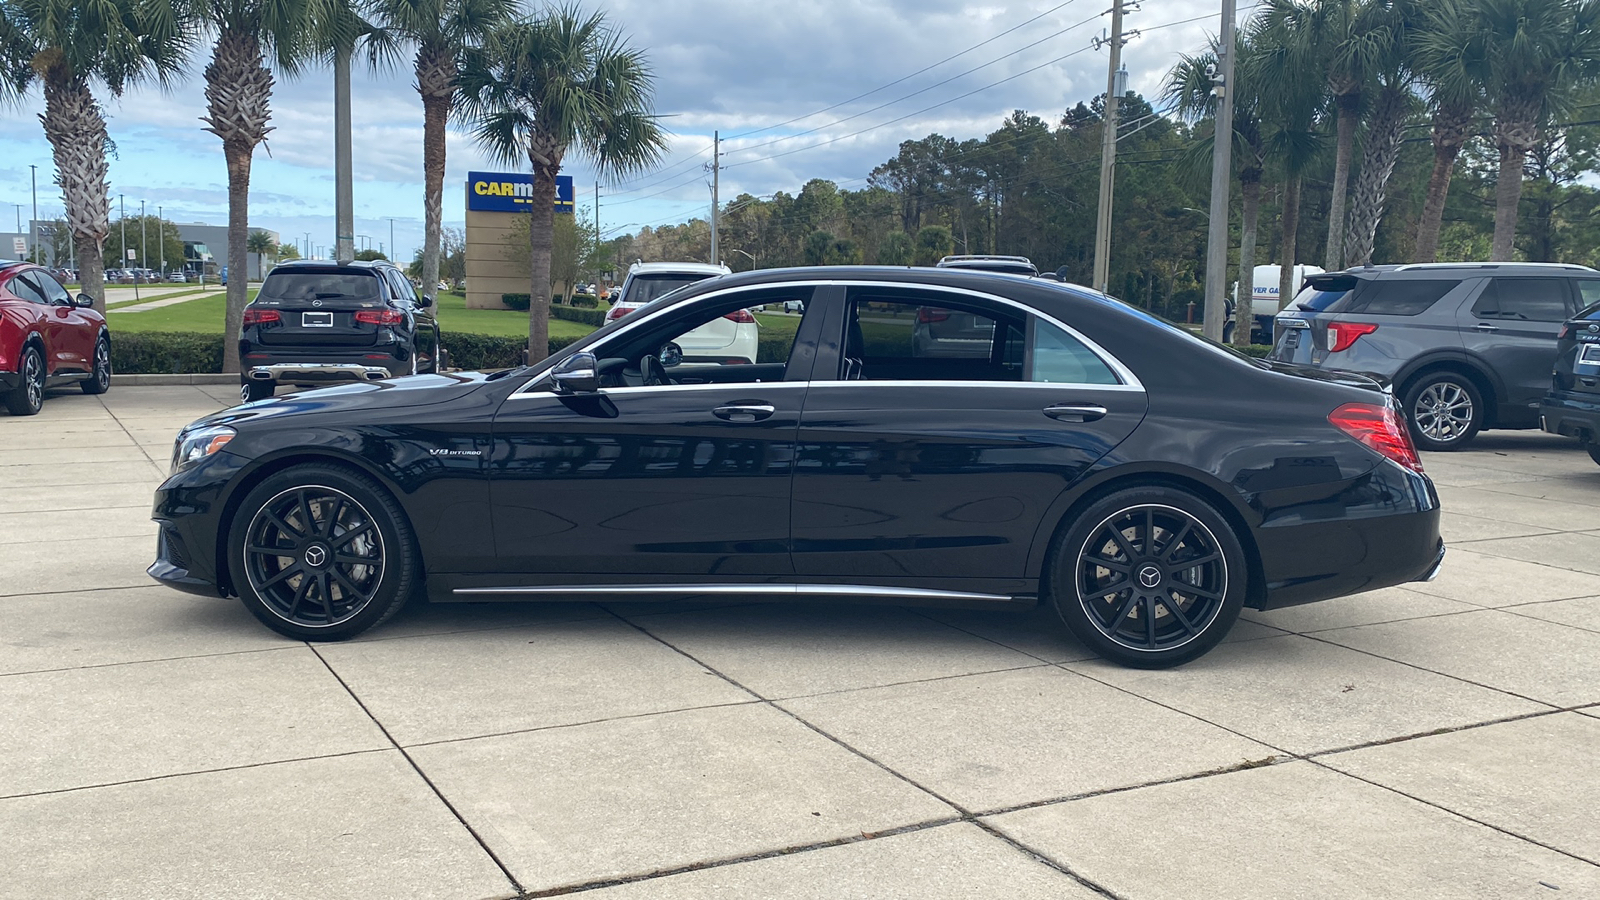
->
[0,370,17,392]
[148,449,249,598]
[1541,391,1600,443]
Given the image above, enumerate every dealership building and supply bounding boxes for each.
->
[1,221,281,280]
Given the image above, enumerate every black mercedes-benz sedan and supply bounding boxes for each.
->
[150,267,1444,667]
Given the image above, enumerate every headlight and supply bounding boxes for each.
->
[171,425,236,473]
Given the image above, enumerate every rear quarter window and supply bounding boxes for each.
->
[1332,279,1456,316]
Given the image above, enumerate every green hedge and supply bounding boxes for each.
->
[501,293,531,311]
[107,330,582,374]
[503,293,604,312]
[1241,344,1273,358]
[112,332,224,374]
[552,305,607,327]
[568,294,599,309]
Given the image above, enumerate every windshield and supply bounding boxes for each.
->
[622,273,713,306]
[257,270,383,305]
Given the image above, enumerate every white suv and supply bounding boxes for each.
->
[606,261,757,363]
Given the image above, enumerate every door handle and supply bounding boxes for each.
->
[713,403,775,423]
[1475,322,1499,332]
[1043,403,1109,423]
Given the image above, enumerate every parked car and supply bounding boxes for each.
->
[1231,264,1325,344]
[151,265,1442,666]
[604,261,756,363]
[935,255,1040,277]
[167,271,188,283]
[236,259,441,402]
[781,298,805,313]
[0,261,110,415]
[1541,295,1600,466]
[1268,262,1599,451]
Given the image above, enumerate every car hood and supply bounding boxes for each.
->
[1254,357,1389,392]
[182,371,498,433]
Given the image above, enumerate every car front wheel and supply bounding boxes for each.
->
[228,464,419,640]
[4,345,45,416]
[1048,486,1247,668]
[1403,373,1483,451]
[241,379,275,403]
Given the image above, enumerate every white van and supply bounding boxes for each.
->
[1231,264,1323,343]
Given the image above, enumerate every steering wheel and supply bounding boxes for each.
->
[640,354,668,386]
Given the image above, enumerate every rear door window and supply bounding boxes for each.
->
[1473,279,1570,322]
[1573,279,1600,316]
[1341,279,1456,316]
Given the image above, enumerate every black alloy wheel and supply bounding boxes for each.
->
[1050,487,1246,668]
[229,464,417,640]
[4,345,45,416]
[81,336,111,394]
[1403,373,1482,451]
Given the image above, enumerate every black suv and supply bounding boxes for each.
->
[238,260,441,402]
[1269,262,1600,450]
[1541,298,1600,466]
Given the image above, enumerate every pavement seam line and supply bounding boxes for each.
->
[398,698,767,749]
[603,607,1132,900]
[0,643,299,679]
[0,747,393,801]
[306,643,526,897]
[96,392,165,468]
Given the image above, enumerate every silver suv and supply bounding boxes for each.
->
[1269,262,1600,450]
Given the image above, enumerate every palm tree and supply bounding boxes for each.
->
[458,5,667,363]
[1259,0,1391,270]
[200,0,333,371]
[1166,35,1266,347]
[1412,0,1484,261]
[0,0,194,310]
[1342,0,1419,267]
[1420,0,1600,261]
[367,0,515,303]
[247,229,278,276]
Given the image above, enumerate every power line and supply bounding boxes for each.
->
[723,0,1085,141]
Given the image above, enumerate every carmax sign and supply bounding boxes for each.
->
[466,171,574,213]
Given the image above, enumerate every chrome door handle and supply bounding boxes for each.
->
[713,403,776,423]
[1475,322,1499,332]
[1043,403,1109,423]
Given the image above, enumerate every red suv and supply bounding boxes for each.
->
[0,262,110,415]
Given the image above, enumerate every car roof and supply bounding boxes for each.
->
[1329,262,1598,280]
[270,259,400,272]
[627,261,731,277]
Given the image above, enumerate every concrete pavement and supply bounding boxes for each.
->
[2,386,1598,899]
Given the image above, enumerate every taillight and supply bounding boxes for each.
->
[1327,321,1377,353]
[1329,402,1423,473]
[606,305,631,321]
[242,309,280,326]
[723,308,756,323]
[355,309,405,325]
[917,307,952,323]
[1558,323,1573,340]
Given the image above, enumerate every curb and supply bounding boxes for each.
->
[111,374,239,385]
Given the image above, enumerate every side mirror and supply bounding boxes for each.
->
[551,351,600,395]
[75,294,94,308]
[419,295,434,308]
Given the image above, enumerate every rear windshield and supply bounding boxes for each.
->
[1328,278,1456,316]
[257,270,383,305]
[622,273,713,306]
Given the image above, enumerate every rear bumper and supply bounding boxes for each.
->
[1542,391,1600,443]
[246,362,396,385]
[240,347,409,386]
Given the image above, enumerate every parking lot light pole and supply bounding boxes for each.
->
[158,206,163,275]
[29,165,38,265]
[140,200,146,273]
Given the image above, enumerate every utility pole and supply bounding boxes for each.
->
[158,205,163,274]
[1092,1,1127,294]
[710,131,720,265]
[29,165,37,265]
[594,182,600,239]
[387,218,396,263]
[334,46,355,264]
[140,199,146,271]
[1202,0,1236,342]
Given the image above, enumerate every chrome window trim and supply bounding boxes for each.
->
[512,278,1145,396]
[454,582,1014,602]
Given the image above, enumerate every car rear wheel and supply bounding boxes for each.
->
[1403,373,1483,451]
[81,336,111,394]
[4,345,45,416]
[1048,486,1246,668]
[228,464,418,640]
[241,379,275,403]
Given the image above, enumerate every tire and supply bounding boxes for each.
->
[4,344,45,416]
[81,335,111,394]
[228,463,419,640]
[1402,372,1484,451]
[424,338,441,375]
[1047,486,1247,668]
[1221,322,1235,345]
[241,379,275,403]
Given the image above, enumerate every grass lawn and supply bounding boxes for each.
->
[431,291,594,340]
[105,291,257,333]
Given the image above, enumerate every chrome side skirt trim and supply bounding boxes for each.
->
[452,583,1015,602]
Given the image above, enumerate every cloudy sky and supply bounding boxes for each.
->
[0,0,1247,262]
